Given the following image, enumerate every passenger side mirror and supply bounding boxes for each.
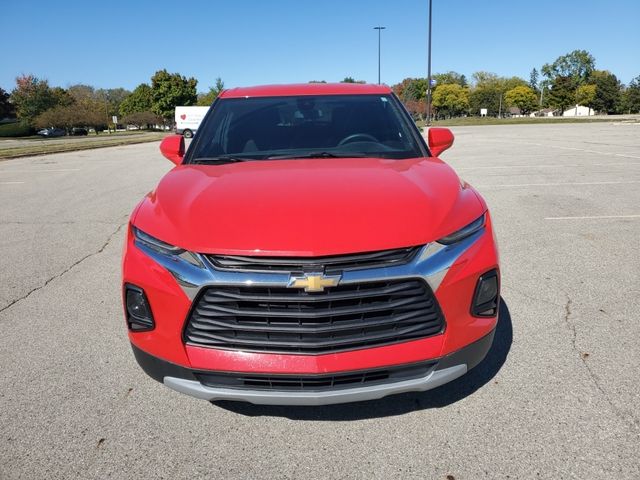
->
[427,127,454,157]
[160,135,185,165]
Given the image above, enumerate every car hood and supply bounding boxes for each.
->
[133,157,483,256]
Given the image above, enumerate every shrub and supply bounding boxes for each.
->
[0,122,33,137]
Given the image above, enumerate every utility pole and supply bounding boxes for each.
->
[104,93,110,134]
[426,0,433,126]
[373,26,386,84]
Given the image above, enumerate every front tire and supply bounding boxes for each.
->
[183,129,193,138]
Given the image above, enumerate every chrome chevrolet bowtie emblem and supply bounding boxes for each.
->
[288,273,341,292]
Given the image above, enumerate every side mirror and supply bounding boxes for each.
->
[427,127,454,157]
[159,135,185,165]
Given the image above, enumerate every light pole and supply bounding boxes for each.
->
[426,0,433,126]
[373,26,386,84]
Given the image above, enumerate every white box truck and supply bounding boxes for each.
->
[175,106,210,138]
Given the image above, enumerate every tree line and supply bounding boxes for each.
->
[394,50,640,120]
[1,49,639,135]
[0,71,225,134]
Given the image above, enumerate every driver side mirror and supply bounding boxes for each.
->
[160,135,185,165]
[427,127,454,157]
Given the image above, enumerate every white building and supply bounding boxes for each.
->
[563,105,595,117]
[529,108,556,117]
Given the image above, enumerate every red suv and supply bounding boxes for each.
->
[122,83,500,405]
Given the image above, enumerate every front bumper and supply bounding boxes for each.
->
[123,210,500,404]
[132,328,495,405]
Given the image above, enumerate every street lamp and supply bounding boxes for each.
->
[373,26,386,84]
[426,0,433,126]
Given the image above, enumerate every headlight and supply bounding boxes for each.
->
[437,213,486,245]
[132,226,185,255]
[131,226,203,267]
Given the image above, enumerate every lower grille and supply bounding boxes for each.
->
[184,279,445,354]
[196,361,435,391]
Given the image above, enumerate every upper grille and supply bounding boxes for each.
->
[184,279,445,354]
[196,361,435,391]
[206,246,420,273]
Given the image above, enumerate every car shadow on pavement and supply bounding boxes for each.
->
[213,298,512,420]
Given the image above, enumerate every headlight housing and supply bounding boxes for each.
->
[132,226,185,255]
[131,226,203,267]
[437,213,486,245]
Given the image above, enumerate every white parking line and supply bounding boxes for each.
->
[0,169,80,173]
[457,162,640,170]
[0,181,25,185]
[545,215,640,220]
[477,180,640,188]
[475,139,640,159]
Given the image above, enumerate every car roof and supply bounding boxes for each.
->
[219,83,392,99]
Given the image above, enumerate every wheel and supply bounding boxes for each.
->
[183,129,193,139]
[337,133,378,146]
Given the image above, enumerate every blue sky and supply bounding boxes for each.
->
[2,0,639,93]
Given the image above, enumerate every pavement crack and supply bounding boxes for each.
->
[563,292,640,432]
[563,295,576,348]
[0,222,126,315]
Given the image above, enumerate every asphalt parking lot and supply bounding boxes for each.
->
[1,123,639,479]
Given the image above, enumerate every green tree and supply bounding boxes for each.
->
[393,78,428,102]
[469,73,502,116]
[472,71,499,86]
[623,75,640,113]
[97,87,131,118]
[121,111,161,129]
[504,85,538,115]
[197,77,225,106]
[67,84,96,102]
[469,86,500,116]
[120,84,153,116]
[432,84,469,118]
[51,87,74,107]
[546,76,575,113]
[150,69,198,121]
[541,49,595,86]
[590,70,622,114]
[468,72,527,116]
[10,75,58,125]
[575,84,596,112]
[34,101,104,132]
[501,76,528,92]
[433,71,467,87]
[341,77,356,83]
[0,88,15,119]
[529,68,539,91]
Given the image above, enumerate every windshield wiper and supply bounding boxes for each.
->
[191,156,256,165]
[266,151,368,160]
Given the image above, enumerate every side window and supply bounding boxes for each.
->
[198,108,232,156]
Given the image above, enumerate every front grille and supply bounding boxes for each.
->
[184,279,445,354]
[196,361,435,391]
[206,246,419,273]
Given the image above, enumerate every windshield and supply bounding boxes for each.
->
[187,94,425,163]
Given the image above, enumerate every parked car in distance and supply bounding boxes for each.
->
[175,106,210,138]
[70,127,88,136]
[123,83,500,406]
[36,128,66,137]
